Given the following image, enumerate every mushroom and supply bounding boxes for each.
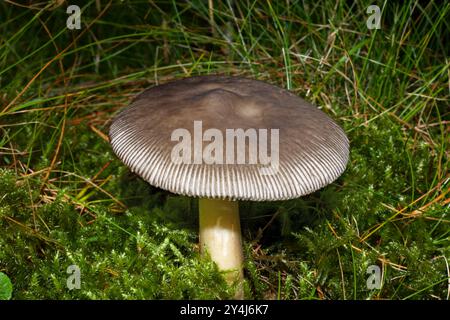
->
[109,76,349,299]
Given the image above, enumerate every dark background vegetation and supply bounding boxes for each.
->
[0,0,448,299]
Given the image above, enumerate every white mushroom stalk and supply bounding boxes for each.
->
[199,198,244,299]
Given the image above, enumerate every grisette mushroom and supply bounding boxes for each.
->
[108,75,349,299]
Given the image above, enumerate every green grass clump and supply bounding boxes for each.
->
[0,0,449,299]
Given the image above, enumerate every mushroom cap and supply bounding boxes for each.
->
[109,76,349,201]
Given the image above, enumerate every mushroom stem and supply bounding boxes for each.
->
[199,198,244,299]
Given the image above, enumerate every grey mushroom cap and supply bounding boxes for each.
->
[109,75,349,201]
